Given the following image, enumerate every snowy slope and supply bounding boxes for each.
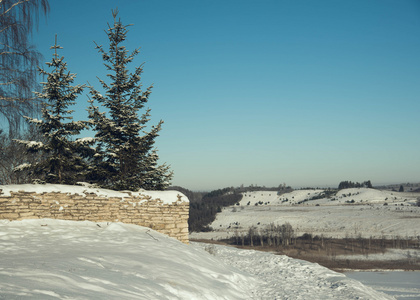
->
[192,189,420,240]
[0,219,393,299]
[240,188,416,206]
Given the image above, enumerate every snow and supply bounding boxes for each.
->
[0,219,393,299]
[0,183,188,204]
[29,118,43,124]
[13,163,31,171]
[191,189,420,240]
[240,188,415,207]
[26,141,44,148]
[75,137,95,143]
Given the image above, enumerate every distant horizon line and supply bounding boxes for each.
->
[173,181,420,193]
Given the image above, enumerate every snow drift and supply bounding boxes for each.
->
[0,219,392,299]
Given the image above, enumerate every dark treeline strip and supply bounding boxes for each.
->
[338,180,373,189]
[169,186,243,232]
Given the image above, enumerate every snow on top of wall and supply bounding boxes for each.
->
[134,190,188,203]
[0,183,188,204]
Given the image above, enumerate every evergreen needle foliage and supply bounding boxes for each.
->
[14,37,91,184]
[87,9,172,191]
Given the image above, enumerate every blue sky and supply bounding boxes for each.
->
[31,0,420,190]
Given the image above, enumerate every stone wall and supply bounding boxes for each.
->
[0,185,189,243]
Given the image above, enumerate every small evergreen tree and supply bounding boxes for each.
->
[88,9,172,191]
[14,37,91,184]
[1,125,46,184]
[364,180,373,188]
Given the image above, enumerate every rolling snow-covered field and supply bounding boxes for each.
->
[0,219,394,300]
[190,188,420,240]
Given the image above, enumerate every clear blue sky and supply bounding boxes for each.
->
[32,0,420,191]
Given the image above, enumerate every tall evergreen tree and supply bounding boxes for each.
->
[14,37,91,184]
[88,9,172,191]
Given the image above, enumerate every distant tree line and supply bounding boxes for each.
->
[235,183,292,193]
[226,223,295,247]
[169,186,243,232]
[169,184,295,232]
[338,180,372,190]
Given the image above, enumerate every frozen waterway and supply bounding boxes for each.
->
[345,271,420,300]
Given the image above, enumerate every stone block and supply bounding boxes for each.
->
[130,219,144,224]
[39,212,52,217]
[20,215,39,220]
[19,197,35,202]
[1,213,19,219]
[152,224,165,230]
[176,223,188,229]
[163,216,175,222]
[150,217,164,222]
[19,212,35,217]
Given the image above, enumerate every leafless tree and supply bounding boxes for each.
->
[248,226,257,247]
[0,0,49,136]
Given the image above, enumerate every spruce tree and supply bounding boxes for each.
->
[14,37,91,184]
[88,9,172,191]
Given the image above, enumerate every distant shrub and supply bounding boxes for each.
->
[301,233,313,240]
[204,245,217,256]
[201,225,213,232]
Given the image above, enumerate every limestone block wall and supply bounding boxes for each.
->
[0,185,189,243]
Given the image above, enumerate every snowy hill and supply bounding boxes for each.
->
[192,188,420,240]
[240,188,416,206]
[0,219,393,299]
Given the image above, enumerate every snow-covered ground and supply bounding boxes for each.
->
[0,219,394,299]
[0,183,188,204]
[191,188,420,240]
[240,188,417,206]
